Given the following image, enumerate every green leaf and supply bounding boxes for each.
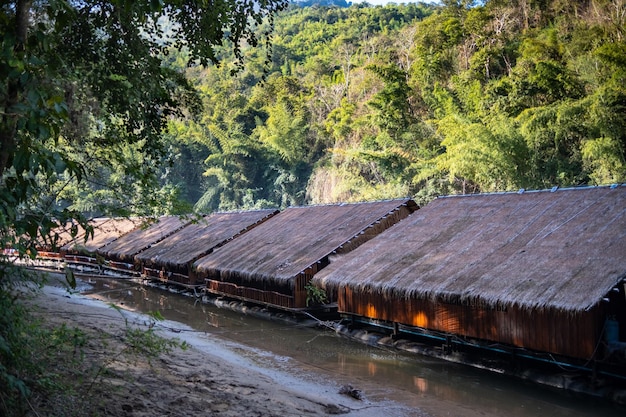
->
[147,310,165,321]
[64,267,76,290]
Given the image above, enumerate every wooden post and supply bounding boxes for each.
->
[294,275,307,308]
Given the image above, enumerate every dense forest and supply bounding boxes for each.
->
[92,0,626,212]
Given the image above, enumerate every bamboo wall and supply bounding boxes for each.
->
[339,287,605,360]
[201,259,325,309]
[206,279,295,308]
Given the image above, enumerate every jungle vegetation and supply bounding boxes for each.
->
[165,0,625,212]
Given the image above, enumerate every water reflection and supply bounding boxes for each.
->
[80,277,624,417]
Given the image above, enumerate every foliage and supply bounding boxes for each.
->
[4,1,625,228]
[0,266,188,417]
[0,267,82,416]
[305,282,328,306]
[165,0,625,210]
[0,0,288,260]
[0,267,40,415]
[107,305,188,358]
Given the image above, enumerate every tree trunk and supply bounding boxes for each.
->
[0,0,32,176]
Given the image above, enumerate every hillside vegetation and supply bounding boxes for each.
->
[164,0,625,211]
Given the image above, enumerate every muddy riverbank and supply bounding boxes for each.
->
[29,283,418,416]
[29,272,626,417]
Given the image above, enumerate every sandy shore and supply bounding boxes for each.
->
[28,284,418,417]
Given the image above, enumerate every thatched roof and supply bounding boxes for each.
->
[135,209,278,269]
[313,186,626,313]
[96,216,190,261]
[194,199,416,285]
[36,218,137,252]
[62,218,142,254]
[41,224,86,251]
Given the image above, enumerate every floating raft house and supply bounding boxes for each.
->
[312,186,626,362]
[96,215,190,274]
[62,217,141,254]
[62,217,143,269]
[136,209,279,287]
[194,199,418,309]
[35,217,134,258]
[35,219,90,261]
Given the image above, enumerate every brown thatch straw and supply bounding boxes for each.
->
[194,199,417,285]
[313,186,626,313]
[39,221,88,251]
[97,216,190,261]
[62,217,143,254]
[135,209,278,269]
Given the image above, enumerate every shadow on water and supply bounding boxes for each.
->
[80,276,625,417]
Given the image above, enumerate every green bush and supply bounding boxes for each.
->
[0,266,69,416]
[305,282,328,307]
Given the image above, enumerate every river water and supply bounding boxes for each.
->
[79,276,624,417]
